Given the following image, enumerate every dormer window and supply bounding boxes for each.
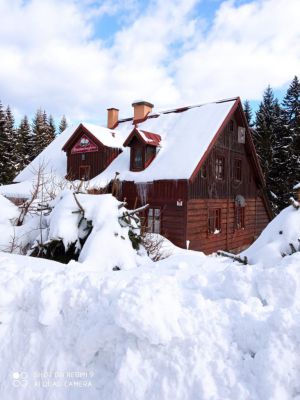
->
[123,127,161,172]
[133,147,143,170]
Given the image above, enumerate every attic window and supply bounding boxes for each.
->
[132,147,143,170]
[201,163,207,178]
[234,159,242,181]
[215,156,225,180]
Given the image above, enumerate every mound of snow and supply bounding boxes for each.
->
[0,195,20,251]
[1,250,300,400]
[0,195,19,224]
[241,205,300,267]
[47,190,148,271]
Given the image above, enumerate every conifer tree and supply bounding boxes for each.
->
[5,106,17,180]
[59,115,68,134]
[282,76,300,179]
[254,86,284,212]
[49,115,56,139]
[32,109,50,158]
[16,116,33,172]
[243,100,253,126]
[0,102,11,184]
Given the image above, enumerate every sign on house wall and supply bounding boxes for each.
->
[71,135,98,154]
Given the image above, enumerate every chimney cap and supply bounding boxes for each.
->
[107,107,119,111]
[132,100,154,108]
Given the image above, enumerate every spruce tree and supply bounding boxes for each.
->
[243,100,253,127]
[254,86,284,213]
[268,100,293,210]
[282,76,300,184]
[5,106,17,181]
[32,109,49,158]
[49,115,56,139]
[59,115,68,134]
[16,116,33,172]
[0,102,11,184]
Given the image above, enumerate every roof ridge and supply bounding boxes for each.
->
[118,97,239,123]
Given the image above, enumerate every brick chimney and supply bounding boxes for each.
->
[132,100,154,122]
[107,108,119,129]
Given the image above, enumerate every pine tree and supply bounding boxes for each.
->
[243,100,253,126]
[0,102,12,184]
[59,115,68,134]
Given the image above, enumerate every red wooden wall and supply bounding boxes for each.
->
[121,105,271,254]
[67,146,120,180]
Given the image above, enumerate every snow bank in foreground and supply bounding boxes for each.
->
[242,205,300,267]
[1,250,300,400]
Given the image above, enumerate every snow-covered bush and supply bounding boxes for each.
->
[29,189,148,271]
[242,202,300,266]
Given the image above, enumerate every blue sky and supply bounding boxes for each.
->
[0,0,299,125]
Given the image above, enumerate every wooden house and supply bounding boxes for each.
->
[60,97,272,254]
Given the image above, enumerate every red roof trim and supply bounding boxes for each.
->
[189,98,240,181]
[123,127,161,147]
[62,124,104,152]
[141,130,161,146]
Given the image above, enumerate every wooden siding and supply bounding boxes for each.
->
[67,146,120,180]
[189,112,260,199]
[186,197,269,254]
[186,109,271,253]
[121,180,188,247]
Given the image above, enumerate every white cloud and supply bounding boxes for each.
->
[174,0,300,103]
[0,0,300,124]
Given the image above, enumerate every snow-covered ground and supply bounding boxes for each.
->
[1,199,300,400]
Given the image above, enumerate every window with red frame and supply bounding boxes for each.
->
[235,206,245,229]
[208,208,221,234]
[234,159,242,181]
[215,156,225,180]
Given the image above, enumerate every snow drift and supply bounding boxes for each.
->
[1,201,300,399]
[1,250,300,400]
[242,204,300,267]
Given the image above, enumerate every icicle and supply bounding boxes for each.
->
[136,182,149,205]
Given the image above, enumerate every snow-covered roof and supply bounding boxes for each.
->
[14,123,125,184]
[10,98,238,195]
[90,98,237,186]
[63,122,124,150]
